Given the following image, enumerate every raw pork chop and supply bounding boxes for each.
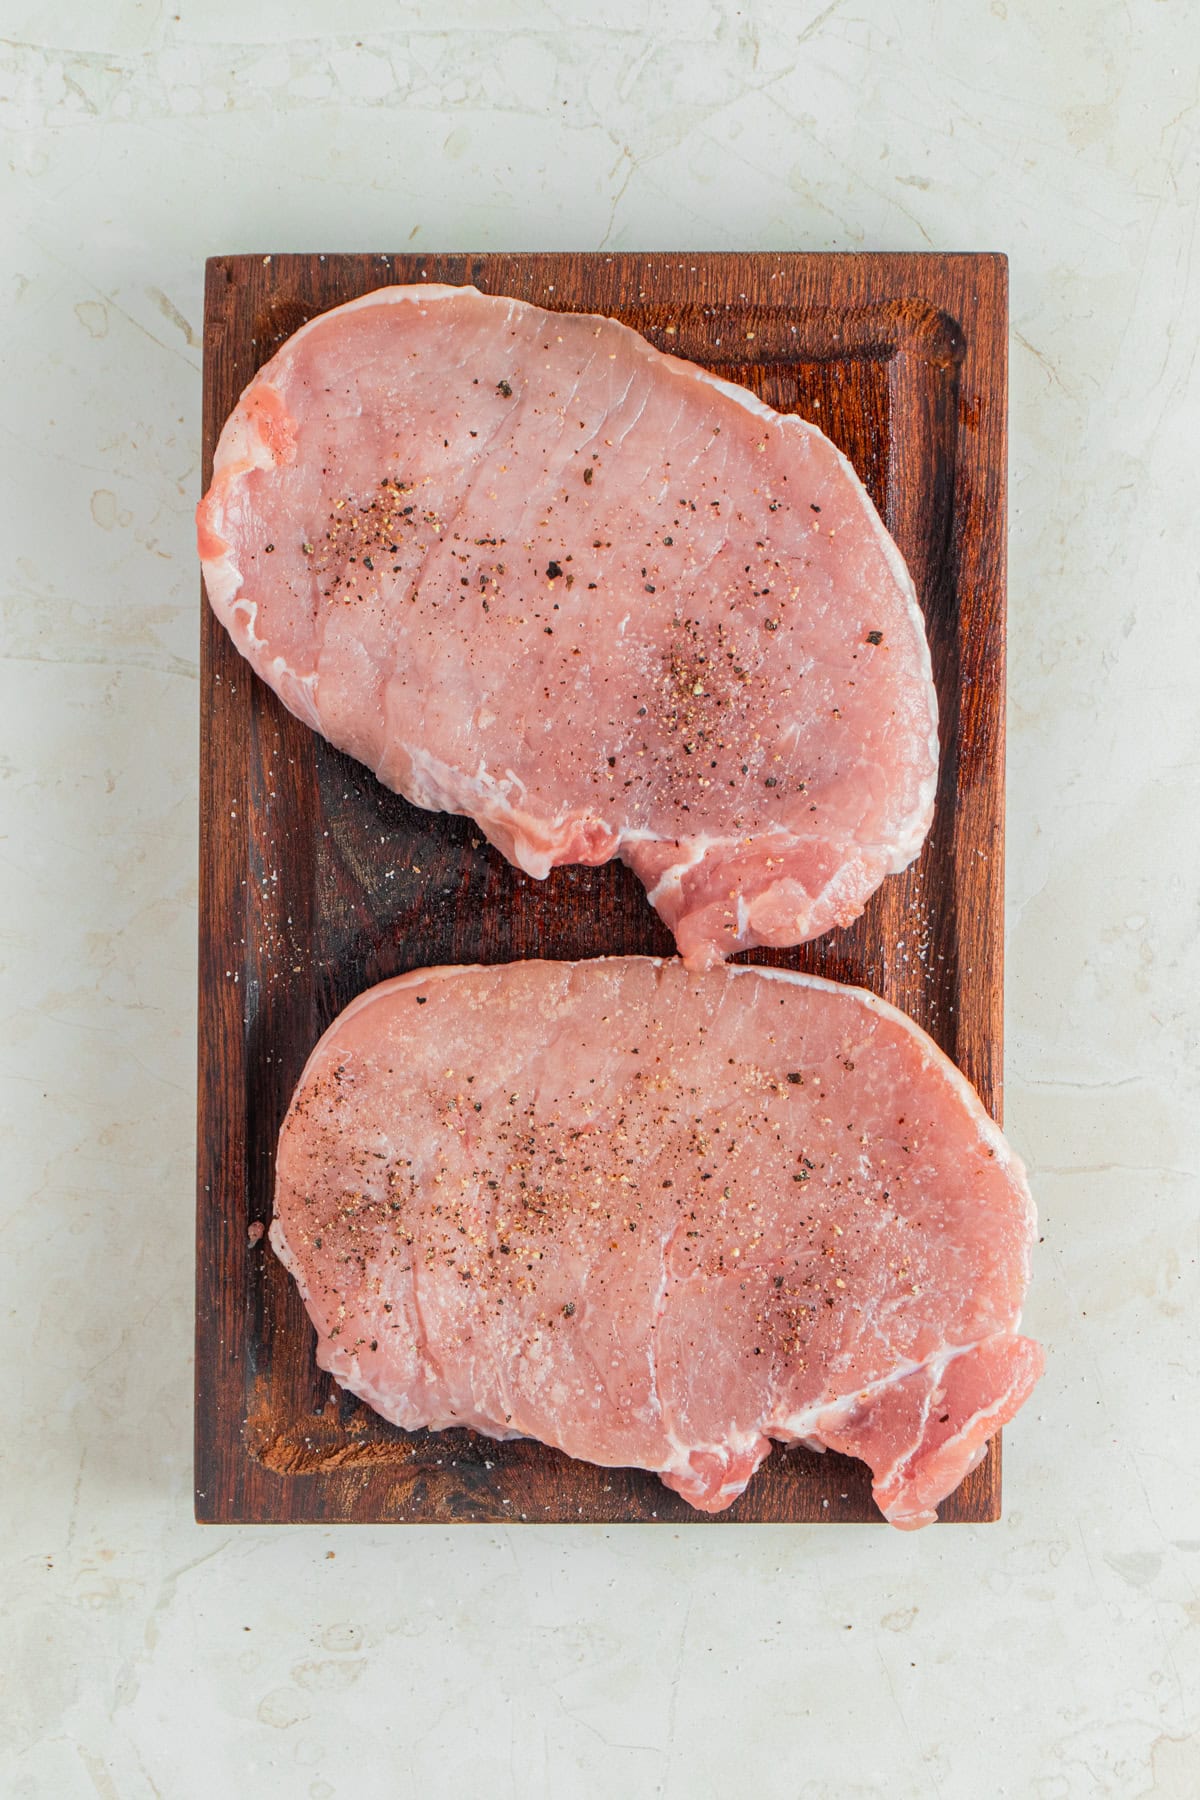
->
[272,958,1042,1527]
[199,285,938,968]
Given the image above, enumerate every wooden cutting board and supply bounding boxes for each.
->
[196,251,1008,1525]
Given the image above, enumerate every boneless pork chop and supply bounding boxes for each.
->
[199,286,938,968]
[272,958,1042,1527]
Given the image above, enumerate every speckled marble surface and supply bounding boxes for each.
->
[2,4,1198,1795]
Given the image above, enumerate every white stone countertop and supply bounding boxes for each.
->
[2,4,1197,1795]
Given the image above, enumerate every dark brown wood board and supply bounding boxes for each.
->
[196,251,1008,1525]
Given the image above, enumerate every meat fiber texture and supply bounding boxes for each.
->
[198,285,939,968]
[272,958,1042,1527]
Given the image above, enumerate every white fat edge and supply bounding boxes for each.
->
[712,825,935,885]
[205,380,289,527]
[201,397,281,626]
[215,595,321,728]
[402,751,908,908]
[202,372,303,672]
[400,747,554,874]
[726,960,1031,1204]
[639,829,783,908]
[267,1213,354,1357]
[227,596,264,650]
[638,822,834,913]
[654,834,874,950]
[625,816,933,921]
[685,363,783,424]
[208,383,285,484]
[203,548,244,616]
[786,852,874,940]
[226,287,517,439]
[288,955,673,1099]
[404,745,521,816]
[404,743,661,880]
[920,1366,1035,1466]
[267,1215,299,1279]
[659,1427,774,1497]
[272,661,322,731]
[812,426,939,868]
[239,285,484,395]
[771,1337,985,1448]
[289,962,489,1093]
[401,743,509,813]
[851,1341,1038,1508]
[641,833,715,907]
[330,1359,513,1438]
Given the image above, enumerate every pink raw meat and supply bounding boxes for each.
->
[272,958,1042,1527]
[198,285,938,968]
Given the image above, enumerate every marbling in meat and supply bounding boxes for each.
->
[199,286,938,967]
[272,958,1042,1527]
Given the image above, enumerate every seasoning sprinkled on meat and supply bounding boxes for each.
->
[198,285,938,967]
[272,957,1042,1528]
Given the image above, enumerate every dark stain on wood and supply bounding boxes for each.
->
[197,251,1009,1526]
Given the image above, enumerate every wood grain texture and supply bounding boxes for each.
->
[196,251,1008,1526]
